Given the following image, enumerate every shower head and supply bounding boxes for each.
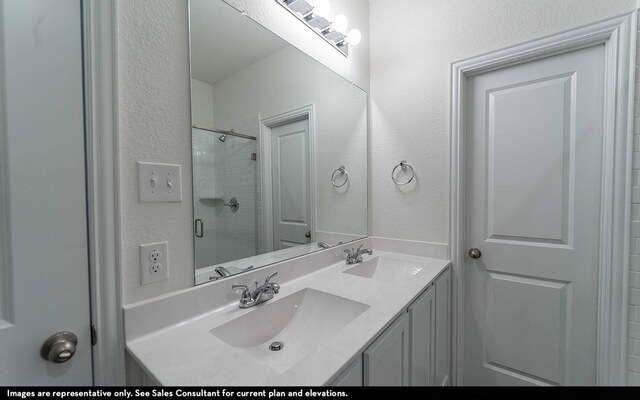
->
[219,134,226,142]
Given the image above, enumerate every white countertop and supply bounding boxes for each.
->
[126,251,450,386]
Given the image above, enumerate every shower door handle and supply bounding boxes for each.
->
[195,219,204,238]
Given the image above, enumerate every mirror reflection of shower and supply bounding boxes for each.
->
[192,124,258,274]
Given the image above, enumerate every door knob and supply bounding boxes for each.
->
[468,248,482,259]
[305,231,311,238]
[41,331,77,363]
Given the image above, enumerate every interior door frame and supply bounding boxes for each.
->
[450,11,636,386]
[82,0,125,385]
[259,105,316,253]
[0,0,122,385]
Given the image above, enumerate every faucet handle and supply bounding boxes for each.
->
[265,271,278,283]
[267,282,280,294]
[232,284,250,298]
[344,248,353,256]
[356,244,363,252]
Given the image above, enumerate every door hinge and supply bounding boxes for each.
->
[91,324,97,346]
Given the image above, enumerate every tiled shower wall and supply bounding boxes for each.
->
[192,118,259,269]
[213,117,259,264]
[628,19,640,386]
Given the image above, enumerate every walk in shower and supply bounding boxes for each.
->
[192,122,259,271]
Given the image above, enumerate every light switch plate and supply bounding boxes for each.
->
[138,161,182,203]
[140,241,169,285]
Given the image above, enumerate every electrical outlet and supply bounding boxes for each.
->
[149,263,162,274]
[140,241,169,285]
[149,250,161,263]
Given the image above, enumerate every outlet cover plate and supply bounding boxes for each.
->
[140,241,169,285]
[138,162,182,203]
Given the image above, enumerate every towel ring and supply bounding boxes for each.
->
[331,166,348,188]
[392,160,414,185]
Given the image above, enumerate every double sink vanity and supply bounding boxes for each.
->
[124,239,451,386]
[124,0,450,387]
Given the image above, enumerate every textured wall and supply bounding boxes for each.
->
[117,0,193,304]
[369,0,637,244]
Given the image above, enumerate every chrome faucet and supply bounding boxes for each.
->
[318,241,343,249]
[344,245,373,264]
[232,271,280,309]
[215,266,232,277]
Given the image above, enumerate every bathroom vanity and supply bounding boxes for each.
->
[124,1,450,386]
[124,240,451,386]
[334,262,450,387]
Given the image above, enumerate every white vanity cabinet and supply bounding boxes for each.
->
[329,356,363,386]
[408,285,436,386]
[124,248,452,386]
[434,267,451,386]
[358,265,451,387]
[363,313,410,386]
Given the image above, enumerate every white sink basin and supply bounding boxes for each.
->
[210,288,369,373]
[343,256,428,282]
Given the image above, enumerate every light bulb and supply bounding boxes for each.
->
[313,0,331,17]
[346,29,361,46]
[332,14,348,33]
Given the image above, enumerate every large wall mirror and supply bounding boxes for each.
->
[190,0,368,285]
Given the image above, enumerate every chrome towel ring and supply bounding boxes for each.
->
[392,160,415,185]
[331,166,348,188]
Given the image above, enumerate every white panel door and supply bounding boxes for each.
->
[464,44,605,386]
[0,0,93,385]
[271,119,311,250]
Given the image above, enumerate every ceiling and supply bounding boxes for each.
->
[190,0,287,86]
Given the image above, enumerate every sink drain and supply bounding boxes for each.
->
[269,341,284,351]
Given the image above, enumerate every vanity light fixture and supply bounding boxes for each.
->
[276,0,362,56]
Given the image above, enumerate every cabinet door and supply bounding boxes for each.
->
[364,313,409,386]
[409,285,436,386]
[434,266,451,386]
[329,356,363,386]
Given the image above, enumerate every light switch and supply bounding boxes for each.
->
[138,162,183,203]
